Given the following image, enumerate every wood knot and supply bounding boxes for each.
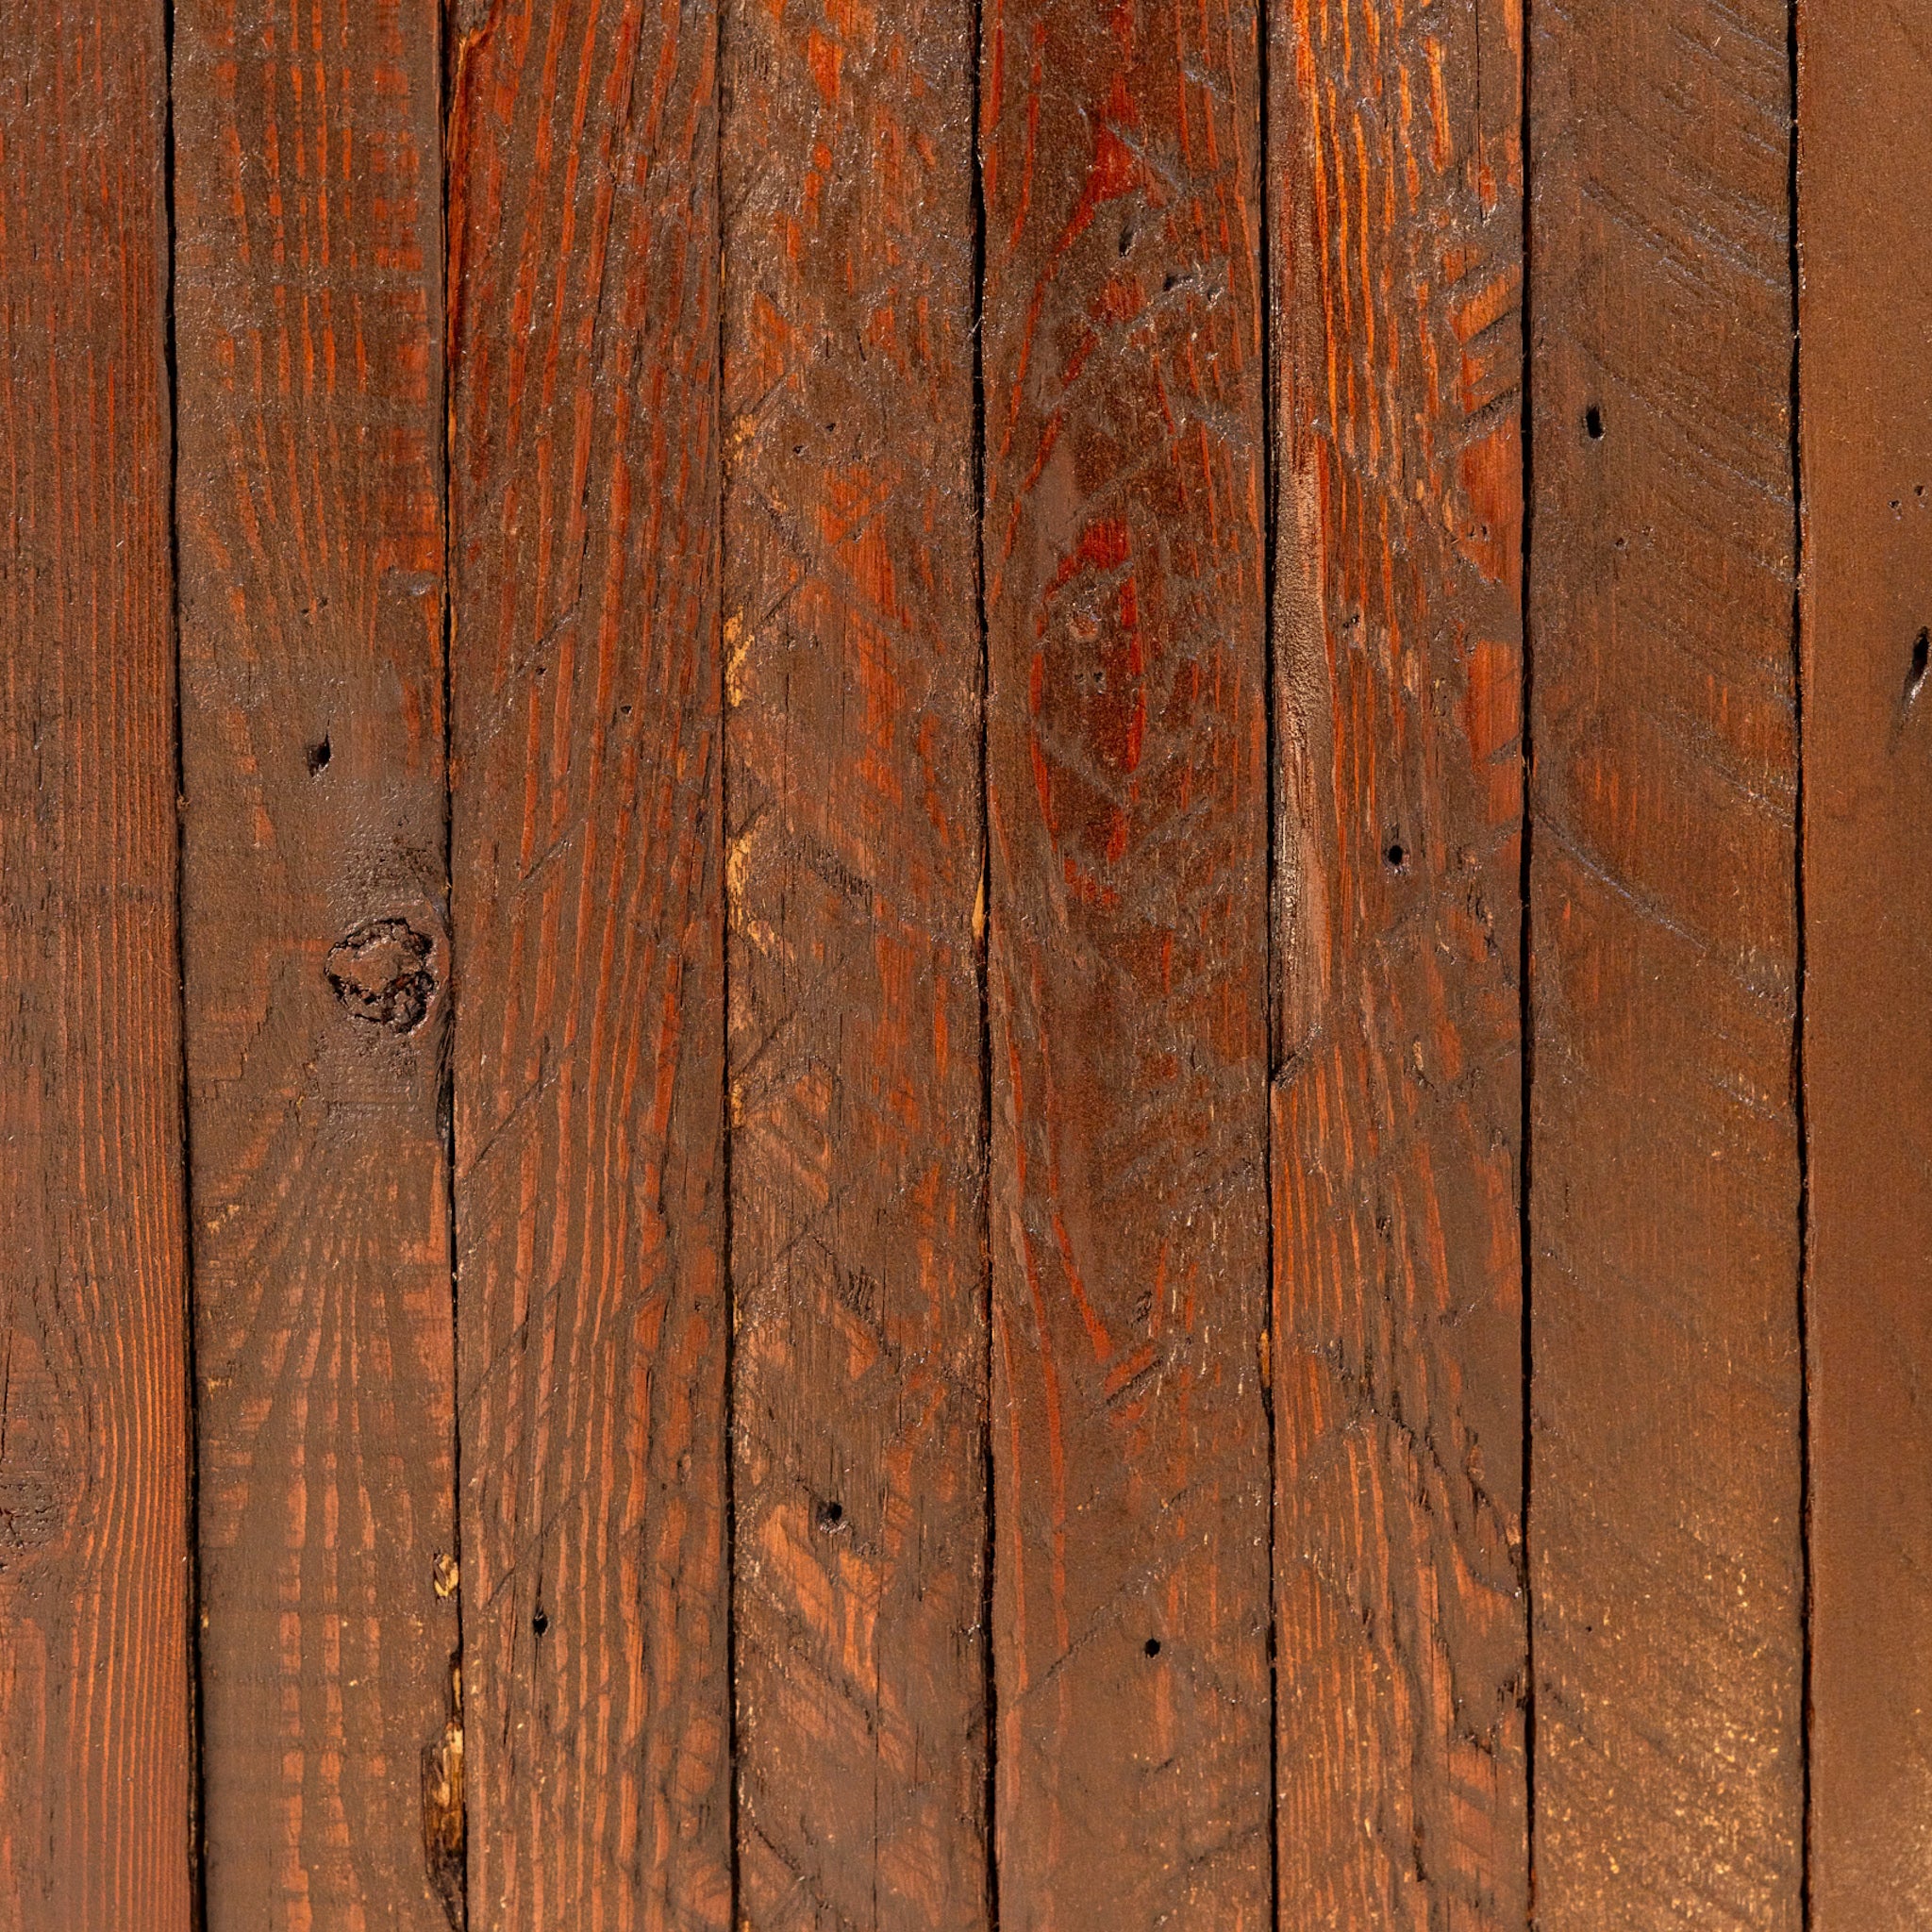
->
[325,918,436,1032]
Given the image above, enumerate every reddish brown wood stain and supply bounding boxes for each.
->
[1270,0,1527,1920]
[980,0,1274,1918]
[0,4,195,1924]
[445,0,733,1922]
[9,0,1931,1925]
[721,0,989,1919]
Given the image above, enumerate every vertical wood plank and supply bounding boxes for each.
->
[1798,7,1932,1922]
[720,0,988,1918]
[0,6,196,1924]
[443,0,732,1924]
[1526,0,1804,1922]
[1268,0,1527,1918]
[172,1,463,1923]
[979,0,1273,1916]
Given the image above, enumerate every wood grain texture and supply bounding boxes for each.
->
[443,0,732,1924]
[0,6,196,1924]
[172,1,464,1923]
[979,0,1273,1917]
[1268,0,1526,1920]
[720,0,989,1919]
[1526,0,1804,1923]
[1797,7,1932,1923]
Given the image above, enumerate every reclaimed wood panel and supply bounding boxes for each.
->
[443,0,733,1924]
[719,0,989,1920]
[172,1,464,1923]
[980,0,1274,1916]
[1525,0,1804,1923]
[1268,0,1527,1919]
[0,6,195,1924]
[1798,7,1932,1923]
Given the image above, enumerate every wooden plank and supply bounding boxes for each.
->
[1524,0,1804,1923]
[442,1,732,1924]
[979,0,1273,1916]
[720,0,988,1918]
[1798,8,1932,1923]
[1267,0,1527,1918]
[0,7,195,1924]
[172,2,463,1924]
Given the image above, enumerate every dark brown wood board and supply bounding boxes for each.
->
[0,5,196,1924]
[443,4,734,1926]
[172,1,465,1924]
[1525,0,1805,1924]
[979,0,1274,1919]
[719,0,990,1921]
[1798,5,1932,1924]
[1268,0,1528,1920]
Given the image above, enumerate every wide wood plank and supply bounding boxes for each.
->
[173,2,463,1923]
[1798,8,1932,1923]
[0,7,195,1924]
[443,1,733,1924]
[720,0,989,1920]
[980,0,1273,1916]
[1268,0,1527,1919]
[1525,0,1804,1923]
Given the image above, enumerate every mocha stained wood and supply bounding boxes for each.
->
[719,0,989,1918]
[1798,8,1932,1924]
[172,1,464,1924]
[979,0,1274,1918]
[443,4,733,1926]
[1268,0,1528,1919]
[0,5,195,1924]
[1526,0,1805,1924]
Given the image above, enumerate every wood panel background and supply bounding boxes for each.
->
[0,0,1922,1925]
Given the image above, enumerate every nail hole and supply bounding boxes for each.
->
[816,1499,845,1532]
[1144,1638,1161,1657]
[1584,405,1605,440]
[531,1605,549,1637]
[307,736,331,774]
[1385,841,1407,870]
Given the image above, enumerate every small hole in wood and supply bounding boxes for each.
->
[1144,1638,1161,1657]
[817,1499,845,1532]
[307,736,331,775]
[531,1606,549,1637]
[1584,405,1606,441]
[1386,841,1407,870]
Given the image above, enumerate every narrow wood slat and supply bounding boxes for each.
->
[1799,7,1932,1922]
[1525,0,1804,1922]
[443,0,733,1923]
[173,2,464,1923]
[0,6,195,1924]
[720,0,989,1918]
[1268,0,1527,1918]
[980,0,1273,1916]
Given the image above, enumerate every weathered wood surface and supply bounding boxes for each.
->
[1526,0,1805,1924]
[444,3,733,1925]
[1268,0,1527,1920]
[719,0,989,1919]
[979,0,1274,1917]
[172,0,464,1923]
[0,5,196,1925]
[1798,8,1932,1924]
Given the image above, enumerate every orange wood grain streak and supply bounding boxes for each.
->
[981,0,1274,1917]
[720,0,991,1918]
[1527,0,1804,1922]
[446,0,733,1922]
[172,0,465,1922]
[1269,0,1528,1921]
[0,5,196,1924]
